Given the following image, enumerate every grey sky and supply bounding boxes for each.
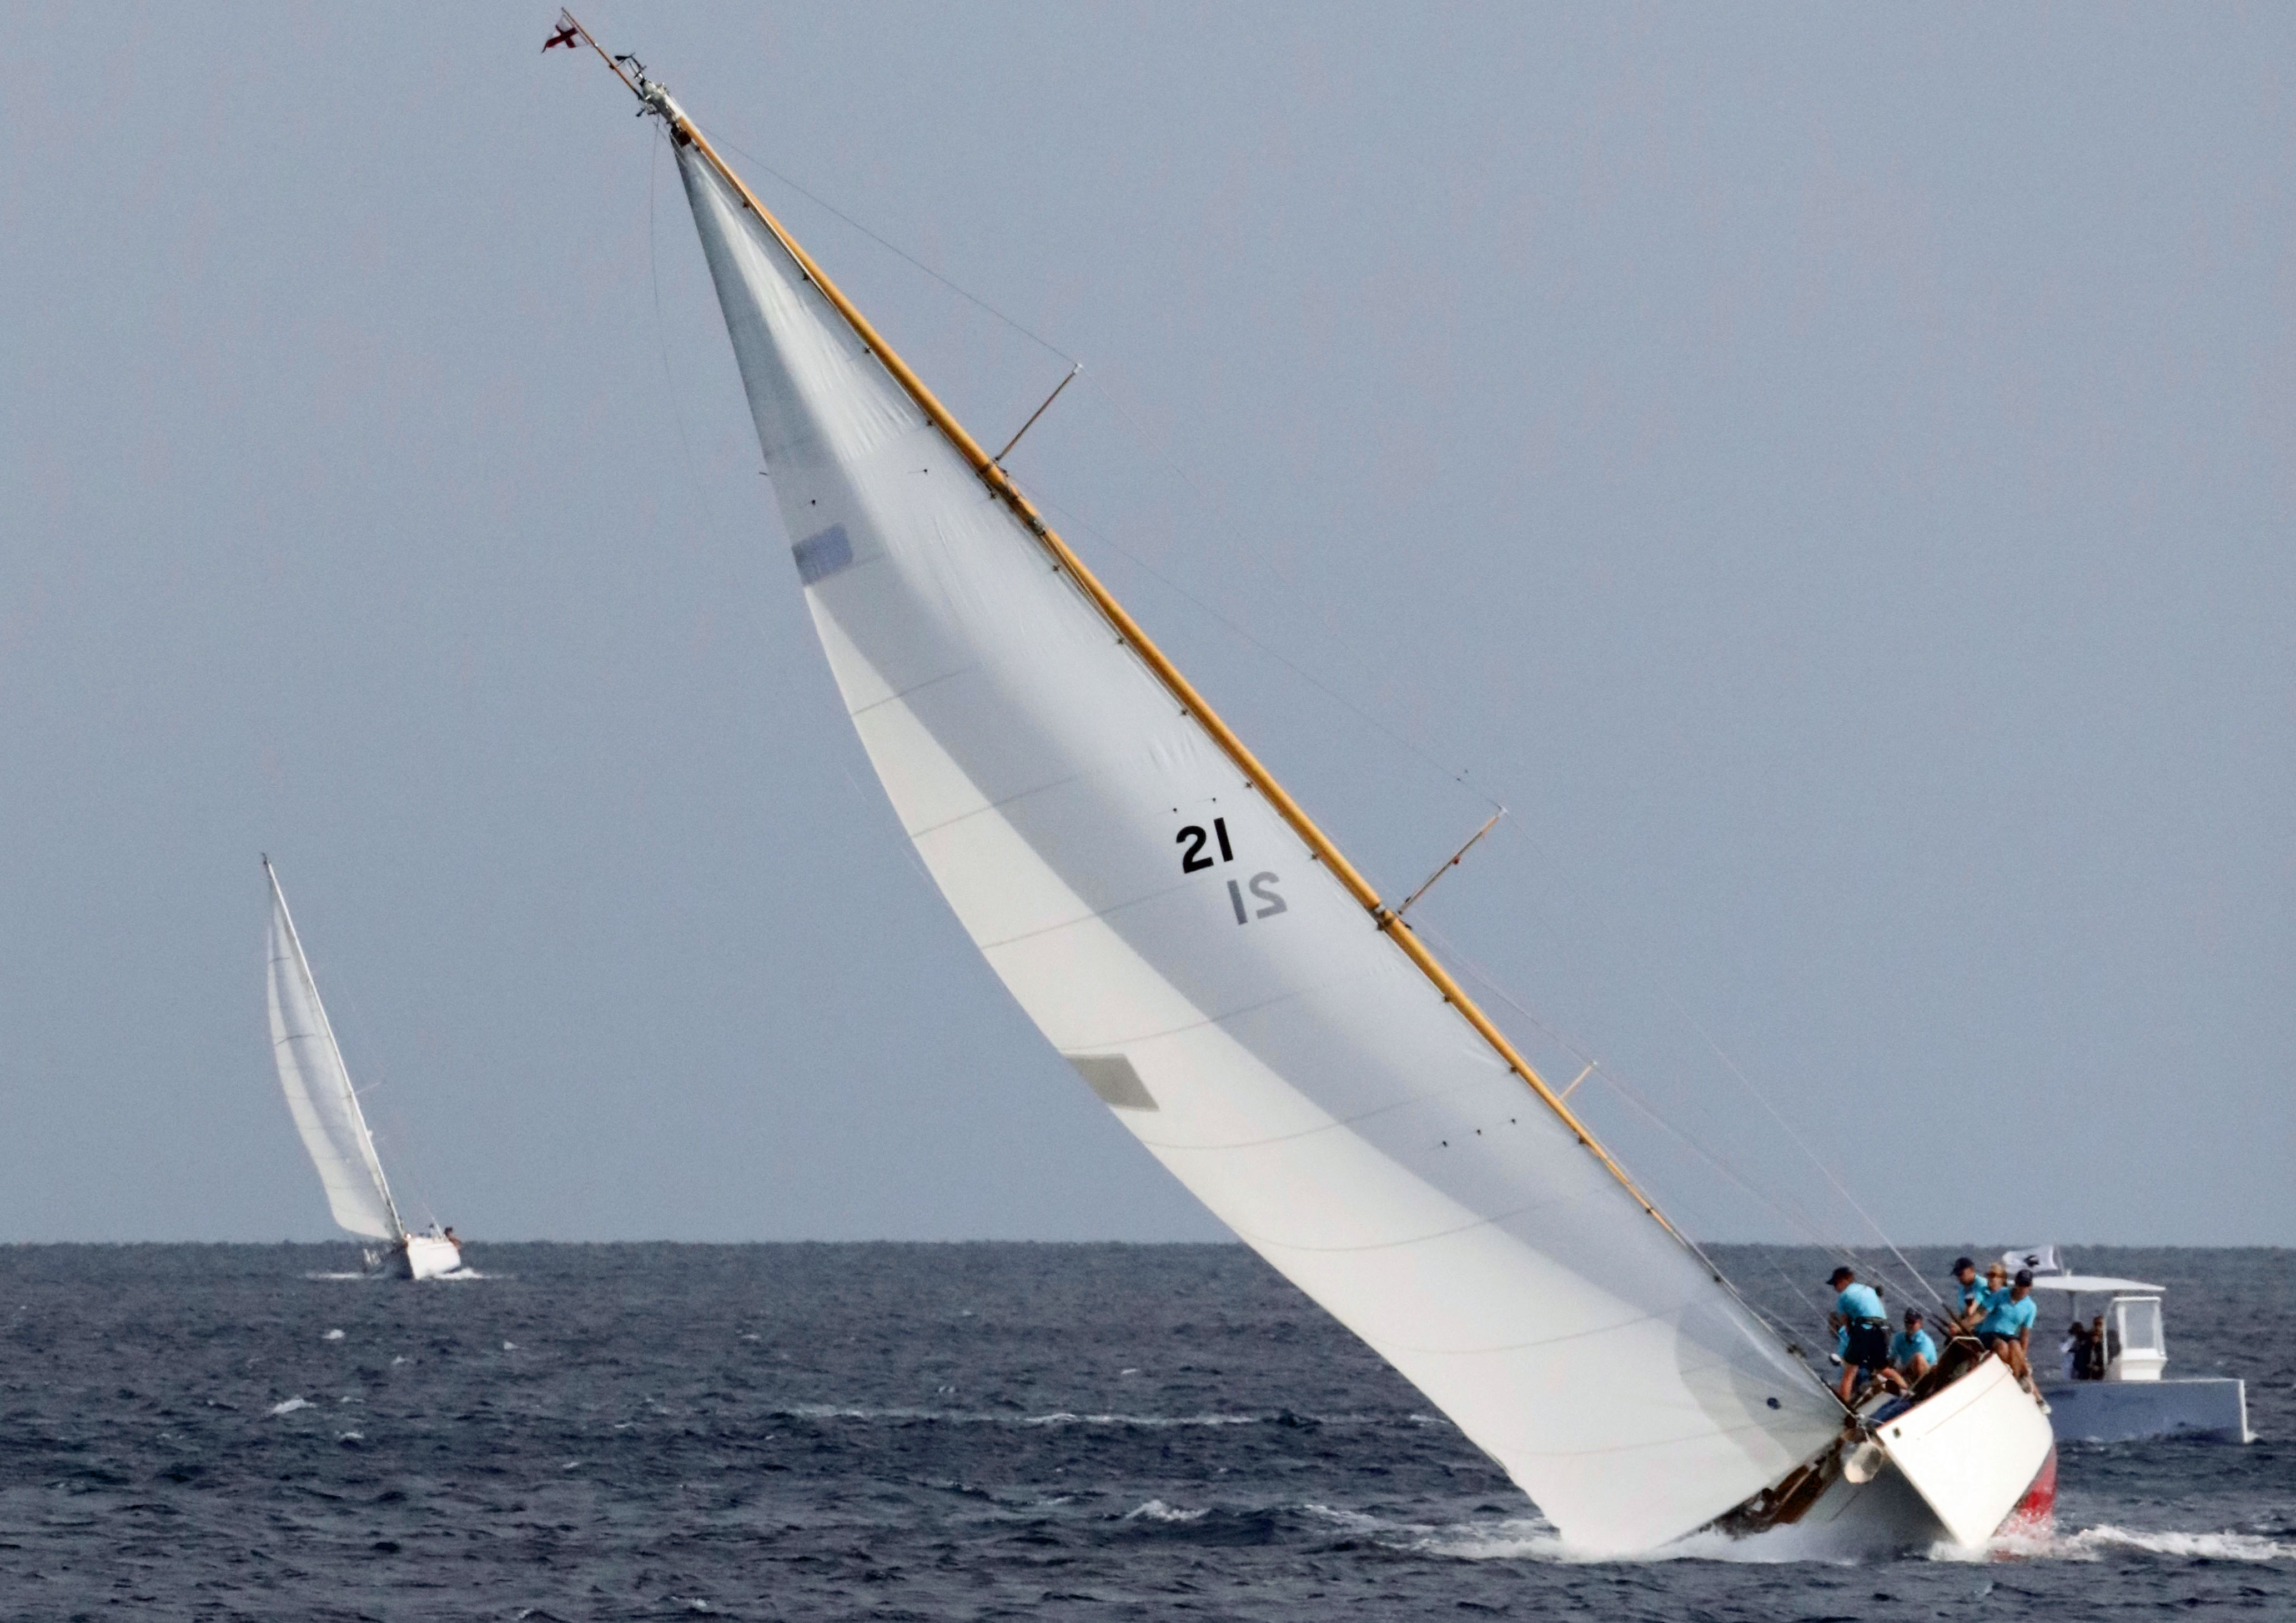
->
[2,4,2288,1245]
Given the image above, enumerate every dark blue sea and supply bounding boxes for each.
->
[1,1243,2287,1620]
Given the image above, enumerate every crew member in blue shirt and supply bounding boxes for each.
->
[1881,1308,1937,1394]
[1947,1257,1989,1333]
[1977,1268,2039,1386]
[1827,1265,1891,1405]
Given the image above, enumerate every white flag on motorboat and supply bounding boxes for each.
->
[2001,1244,2062,1277]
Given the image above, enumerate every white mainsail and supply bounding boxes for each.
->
[651,91,1845,1551]
[264,860,401,1244]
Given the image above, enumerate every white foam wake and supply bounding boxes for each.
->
[772,1403,1269,1428]
[1300,1504,2293,1567]
[1023,1410,1259,1429]
[1123,1499,1210,1524]
[1943,1524,2294,1564]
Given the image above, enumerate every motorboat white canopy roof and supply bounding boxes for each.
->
[2029,1274,2163,1294]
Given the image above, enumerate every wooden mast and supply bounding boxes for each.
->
[561,18,1701,1258]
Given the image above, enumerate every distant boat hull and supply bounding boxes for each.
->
[2043,1377,2250,1444]
[400,1235,466,1280]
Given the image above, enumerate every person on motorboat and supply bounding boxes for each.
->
[2061,1317,2092,1381]
[1827,1265,1892,1405]
[1881,1308,1937,1393]
[1977,1268,2039,1386]
[2081,1313,2109,1380]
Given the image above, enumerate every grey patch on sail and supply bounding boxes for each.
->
[1066,1054,1158,1112]
[792,524,853,585]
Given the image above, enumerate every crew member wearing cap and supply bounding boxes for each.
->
[1947,1257,1988,1332]
[1881,1308,1937,1394]
[1977,1268,2040,1386]
[1827,1265,1891,1405]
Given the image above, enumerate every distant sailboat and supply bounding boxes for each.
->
[557,22,2052,1552]
[263,858,464,1280]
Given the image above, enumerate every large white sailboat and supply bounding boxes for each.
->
[556,22,2052,1553]
[263,858,465,1281]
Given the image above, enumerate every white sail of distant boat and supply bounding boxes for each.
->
[556,19,2052,1552]
[264,858,464,1281]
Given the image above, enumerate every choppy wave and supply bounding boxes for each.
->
[1024,1410,1260,1428]
[2,1241,2280,1617]
[772,1403,1323,1429]
[1124,1499,1210,1524]
[1303,1503,1571,1561]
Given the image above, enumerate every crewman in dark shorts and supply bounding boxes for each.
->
[1977,1268,2039,1387]
[1827,1265,1891,1405]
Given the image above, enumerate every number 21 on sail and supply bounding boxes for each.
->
[1175,816,1286,926]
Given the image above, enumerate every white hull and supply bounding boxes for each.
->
[1755,1463,1946,1557]
[1726,1354,2058,1554]
[2043,1377,2250,1444]
[1869,1351,2057,1546]
[399,1235,466,1280]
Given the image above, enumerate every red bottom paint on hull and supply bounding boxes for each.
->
[2000,1445,2058,1540]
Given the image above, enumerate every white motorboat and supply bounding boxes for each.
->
[2013,1252,2252,1444]
[263,858,466,1281]
[553,17,2054,1553]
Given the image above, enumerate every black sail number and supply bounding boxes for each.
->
[1176,816,1235,875]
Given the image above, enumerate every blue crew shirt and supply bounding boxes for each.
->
[1956,1278,1989,1319]
[1836,1283,1886,1323]
[1890,1328,1938,1370]
[1978,1292,2037,1340]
